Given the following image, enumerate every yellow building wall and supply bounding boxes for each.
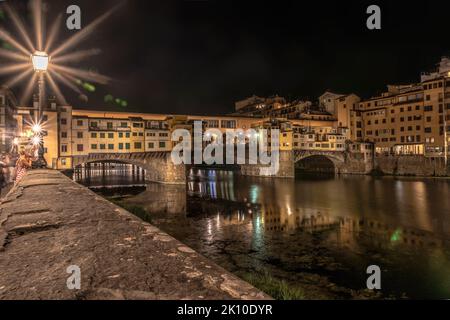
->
[42,110,59,168]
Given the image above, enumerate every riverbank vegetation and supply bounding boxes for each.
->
[242,272,305,300]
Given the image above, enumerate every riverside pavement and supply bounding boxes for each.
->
[0,170,270,300]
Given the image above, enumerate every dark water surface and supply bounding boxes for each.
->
[74,166,450,299]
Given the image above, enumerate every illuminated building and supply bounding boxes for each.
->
[325,57,450,157]
[3,58,449,168]
[0,87,18,153]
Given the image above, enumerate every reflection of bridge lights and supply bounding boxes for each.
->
[207,220,212,236]
[249,185,259,203]
[207,170,216,177]
[254,216,262,238]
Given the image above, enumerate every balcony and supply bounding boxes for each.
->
[89,125,131,132]
[393,97,423,106]
[145,125,169,130]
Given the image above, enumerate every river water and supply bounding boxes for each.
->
[74,165,450,299]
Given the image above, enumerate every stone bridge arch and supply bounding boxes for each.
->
[72,152,186,184]
[294,150,346,174]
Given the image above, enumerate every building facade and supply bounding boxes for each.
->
[5,103,349,170]
[0,87,18,154]
[328,57,450,158]
[3,57,450,171]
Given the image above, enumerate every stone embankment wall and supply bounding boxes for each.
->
[0,170,270,300]
[374,155,449,177]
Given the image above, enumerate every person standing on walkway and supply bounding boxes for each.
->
[13,151,33,184]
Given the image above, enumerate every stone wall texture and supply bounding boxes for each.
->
[240,151,295,178]
[375,155,449,176]
[340,152,374,175]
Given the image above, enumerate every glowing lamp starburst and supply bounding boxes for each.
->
[0,0,120,105]
[31,122,42,134]
[31,135,41,146]
[31,51,50,72]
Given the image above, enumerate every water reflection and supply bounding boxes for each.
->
[187,169,450,235]
[76,167,450,299]
[73,162,146,188]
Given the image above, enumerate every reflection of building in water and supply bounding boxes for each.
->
[127,183,187,214]
[260,203,444,249]
[263,203,340,232]
[344,218,445,249]
[218,210,254,228]
[187,169,237,201]
[184,169,443,249]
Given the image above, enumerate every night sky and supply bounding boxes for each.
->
[2,0,450,115]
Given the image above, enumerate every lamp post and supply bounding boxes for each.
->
[31,51,50,118]
[30,51,50,168]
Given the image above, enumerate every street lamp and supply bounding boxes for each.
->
[32,123,42,135]
[30,51,50,116]
[31,51,50,72]
[30,51,50,168]
[31,136,42,146]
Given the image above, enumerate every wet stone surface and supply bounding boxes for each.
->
[0,170,270,300]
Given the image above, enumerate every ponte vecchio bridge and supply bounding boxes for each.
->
[71,147,373,184]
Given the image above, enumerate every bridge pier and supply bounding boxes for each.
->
[240,150,295,178]
[144,153,186,185]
